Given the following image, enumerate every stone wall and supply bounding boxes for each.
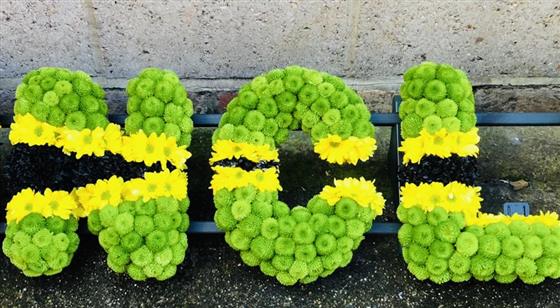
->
[0,0,559,113]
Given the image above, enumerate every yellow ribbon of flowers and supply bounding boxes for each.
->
[74,169,188,216]
[9,114,191,169]
[210,166,281,192]
[399,128,480,165]
[400,181,482,221]
[314,135,377,165]
[6,188,79,223]
[319,177,386,215]
[399,181,559,227]
[469,211,560,227]
[209,140,279,164]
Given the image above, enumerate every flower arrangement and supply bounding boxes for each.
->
[124,68,194,147]
[212,66,377,165]
[210,66,385,285]
[14,67,109,130]
[85,171,189,281]
[9,113,190,169]
[2,189,80,277]
[399,62,476,138]
[3,67,192,280]
[396,62,560,285]
[398,202,560,284]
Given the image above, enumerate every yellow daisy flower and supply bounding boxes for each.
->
[40,189,78,219]
[469,211,560,227]
[399,128,480,164]
[120,178,146,201]
[143,171,170,200]
[250,168,282,192]
[422,129,452,158]
[161,137,191,170]
[9,114,57,146]
[450,128,480,157]
[319,177,385,215]
[166,170,188,199]
[210,140,278,164]
[103,123,124,154]
[76,176,124,213]
[314,135,376,165]
[399,136,425,165]
[6,188,39,223]
[210,166,251,191]
[400,181,483,218]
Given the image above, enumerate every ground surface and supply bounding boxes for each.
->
[0,127,559,307]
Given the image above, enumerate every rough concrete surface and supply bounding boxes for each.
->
[1,0,559,79]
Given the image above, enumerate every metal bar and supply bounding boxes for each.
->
[4,111,559,128]
[0,221,401,235]
[388,96,401,208]
[476,112,560,126]
[0,113,400,127]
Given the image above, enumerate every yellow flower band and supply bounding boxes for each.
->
[400,181,482,220]
[74,169,188,216]
[6,188,79,223]
[468,212,560,227]
[400,181,559,227]
[319,177,385,215]
[9,114,191,169]
[210,166,281,192]
[209,140,279,164]
[314,135,377,165]
[399,128,480,165]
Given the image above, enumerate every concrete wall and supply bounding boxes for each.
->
[1,0,559,79]
[0,0,559,113]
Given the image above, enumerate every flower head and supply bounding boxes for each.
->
[9,114,57,146]
[314,135,376,165]
[399,128,480,164]
[319,177,385,215]
[6,189,40,223]
[210,140,278,164]
[40,188,78,219]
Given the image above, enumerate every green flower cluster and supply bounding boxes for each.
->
[212,66,374,147]
[1,213,79,277]
[124,68,194,147]
[399,62,477,138]
[14,67,109,130]
[397,206,560,284]
[87,196,190,281]
[214,186,376,285]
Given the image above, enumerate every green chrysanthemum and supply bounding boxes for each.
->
[211,66,382,286]
[400,62,476,139]
[15,67,109,131]
[3,214,79,277]
[125,68,193,146]
[88,197,190,281]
